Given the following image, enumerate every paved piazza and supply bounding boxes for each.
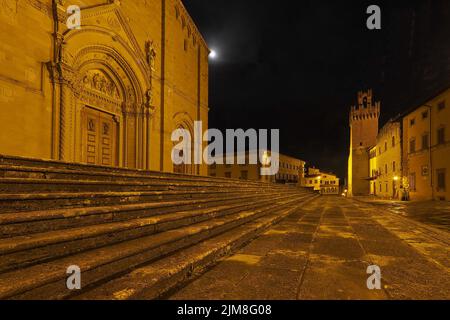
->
[170,196,450,300]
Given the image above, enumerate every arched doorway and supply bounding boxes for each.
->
[173,123,194,175]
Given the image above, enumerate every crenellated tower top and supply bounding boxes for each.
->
[350,89,381,123]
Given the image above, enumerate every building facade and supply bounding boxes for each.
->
[348,90,380,196]
[369,120,403,199]
[273,154,306,184]
[349,87,450,201]
[301,168,340,195]
[402,88,450,201]
[209,152,305,184]
[0,0,209,175]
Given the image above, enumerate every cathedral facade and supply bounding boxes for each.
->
[0,0,209,175]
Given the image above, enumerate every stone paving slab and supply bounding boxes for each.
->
[355,197,450,231]
[170,196,450,300]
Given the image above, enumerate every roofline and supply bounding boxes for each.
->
[210,150,306,163]
[177,0,210,52]
[399,85,450,118]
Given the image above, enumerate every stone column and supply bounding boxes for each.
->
[122,104,128,168]
[58,80,68,161]
[142,105,148,170]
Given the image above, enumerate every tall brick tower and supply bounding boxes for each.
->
[348,90,380,196]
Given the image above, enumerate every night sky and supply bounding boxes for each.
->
[183,0,450,180]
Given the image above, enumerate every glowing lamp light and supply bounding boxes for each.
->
[394,176,399,181]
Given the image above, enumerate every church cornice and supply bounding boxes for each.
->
[174,0,210,52]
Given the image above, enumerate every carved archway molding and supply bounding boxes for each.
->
[173,112,197,175]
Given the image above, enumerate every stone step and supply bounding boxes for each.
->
[0,154,271,187]
[0,192,298,238]
[75,197,319,300]
[0,177,281,194]
[0,188,283,213]
[0,194,301,274]
[0,164,271,188]
[0,195,306,299]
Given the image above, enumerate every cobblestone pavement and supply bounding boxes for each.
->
[169,196,450,300]
[354,197,450,232]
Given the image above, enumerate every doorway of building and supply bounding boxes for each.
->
[81,107,118,167]
[392,180,398,199]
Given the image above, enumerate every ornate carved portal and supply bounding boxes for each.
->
[47,3,156,170]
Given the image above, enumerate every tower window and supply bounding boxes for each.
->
[422,133,429,149]
[437,127,445,145]
[438,101,446,111]
[392,136,396,147]
[422,111,429,119]
[410,118,416,127]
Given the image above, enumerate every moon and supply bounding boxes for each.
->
[209,50,217,59]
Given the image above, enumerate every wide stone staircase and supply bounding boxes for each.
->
[0,154,318,300]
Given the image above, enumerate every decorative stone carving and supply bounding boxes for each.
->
[88,119,95,132]
[0,0,18,18]
[145,88,156,116]
[107,15,121,31]
[82,71,120,99]
[103,122,110,135]
[145,40,156,71]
